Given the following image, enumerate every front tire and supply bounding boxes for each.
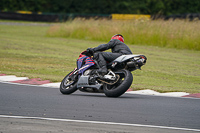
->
[103,69,133,97]
[60,71,78,95]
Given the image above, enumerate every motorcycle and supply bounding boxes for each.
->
[60,50,147,97]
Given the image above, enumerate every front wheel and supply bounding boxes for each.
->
[103,69,133,97]
[60,71,78,95]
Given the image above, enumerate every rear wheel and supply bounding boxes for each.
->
[103,69,133,97]
[60,71,78,94]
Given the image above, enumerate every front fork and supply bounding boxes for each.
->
[68,68,79,81]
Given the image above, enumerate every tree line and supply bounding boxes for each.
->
[1,0,200,15]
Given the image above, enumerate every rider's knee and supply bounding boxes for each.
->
[93,52,102,58]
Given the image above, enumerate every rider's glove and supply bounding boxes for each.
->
[86,48,94,55]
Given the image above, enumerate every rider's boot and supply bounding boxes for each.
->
[97,66,108,76]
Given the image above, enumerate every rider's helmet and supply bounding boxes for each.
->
[111,34,124,43]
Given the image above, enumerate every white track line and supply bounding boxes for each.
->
[0,115,200,132]
[0,81,46,87]
[0,75,28,81]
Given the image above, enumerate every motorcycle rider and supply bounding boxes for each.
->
[87,34,132,75]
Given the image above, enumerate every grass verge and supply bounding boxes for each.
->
[0,21,199,93]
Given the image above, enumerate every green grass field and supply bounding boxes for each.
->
[0,20,199,93]
[47,19,200,50]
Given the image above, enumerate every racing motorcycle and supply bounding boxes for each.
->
[60,50,147,97]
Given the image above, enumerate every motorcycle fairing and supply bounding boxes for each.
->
[77,54,95,75]
[113,55,142,63]
[77,75,102,89]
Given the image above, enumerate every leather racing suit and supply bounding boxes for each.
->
[90,39,132,74]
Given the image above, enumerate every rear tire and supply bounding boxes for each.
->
[60,71,78,95]
[103,69,133,97]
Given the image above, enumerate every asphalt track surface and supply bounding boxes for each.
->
[0,82,200,133]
